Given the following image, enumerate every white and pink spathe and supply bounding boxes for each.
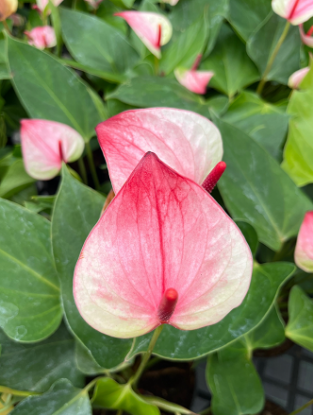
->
[272,0,313,25]
[295,212,313,272]
[25,26,57,50]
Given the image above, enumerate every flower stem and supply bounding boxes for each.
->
[289,398,313,415]
[131,325,164,389]
[78,156,87,185]
[85,141,100,190]
[154,56,159,76]
[2,20,11,35]
[256,21,290,95]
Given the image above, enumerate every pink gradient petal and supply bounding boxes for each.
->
[96,108,223,194]
[114,11,172,58]
[272,0,313,25]
[21,119,85,180]
[174,68,214,94]
[288,66,310,88]
[299,24,313,47]
[73,152,253,338]
[25,26,57,50]
[295,212,313,272]
[162,0,180,4]
[36,0,63,12]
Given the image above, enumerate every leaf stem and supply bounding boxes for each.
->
[78,156,87,184]
[154,56,159,76]
[131,325,164,388]
[143,395,197,414]
[199,407,211,415]
[256,21,290,95]
[0,386,39,397]
[289,398,313,415]
[85,141,100,190]
[2,20,11,35]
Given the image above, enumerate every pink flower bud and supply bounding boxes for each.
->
[288,66,310,88]
[0,0,18,21]
[300,24,313,47]
[114,12,172,58]
[272,0,313,25]
[36,0,63,12]
[295,211,313,272]
[25,26,57,50]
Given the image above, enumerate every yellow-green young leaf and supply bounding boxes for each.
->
[0,159,35,199]
[0,199,62,342]
[93,378,160,415]
[282,61,313,186]
[286,286,313,351]
[9,379,91,415]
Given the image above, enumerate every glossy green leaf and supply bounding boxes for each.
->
[222,91,288,159]
[216,118,313,251]
[110,0,135,8]
[107,76,205,112]
[0,159,35,199]
[75,342,106,375]
[201,24,259,98]
[60,8,139,76]
[0,38,9,80]
[0,199,62,342]
[206,350,264,415]
[0,324,84,392]
[51,165,132,369]
[127,262,295,360]
[282,62,313,186]
[247,13,301,85]
[235,221,259,256]
[10,379,91,415]
[6,36,105,141]
[93,378,159,415]
[228,0,271,41]
[286,286,313,351]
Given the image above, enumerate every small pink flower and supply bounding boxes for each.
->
[25,26,57,50]
[161,0,180,4]
[20,119,85,180]
[96,108,223,194]
[300,24,313,47]
[272,0,313,25]
[114,11,172,58]
[175,54,214,94]
[73,152,252,338]
[295,212,313,272]
[288,66,310,88]
[36,0,63,12]
[84,0,103,9]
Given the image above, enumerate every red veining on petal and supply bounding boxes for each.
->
[288,0,301,20]
[58,140,64,162]
[191,54,202,71]
[158,288,178,323]
[307,25,313,36]
[156,24,162,49]
[202,161,226,193]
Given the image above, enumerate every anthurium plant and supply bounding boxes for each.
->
[1,0,313,414]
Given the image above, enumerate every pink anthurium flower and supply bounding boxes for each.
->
[35,0,63,12]
[96,108,223,194]
[288,66,310,88]
[272,0,313,25]
[25,26,57,50]
[295,212,313,272]
[174,54,214,94]
[0,0,18,21]
[74,152,252,338]
[300,24,313,47]
[84,0,103,8]
[20,119,85,180]
[114,12,172,58]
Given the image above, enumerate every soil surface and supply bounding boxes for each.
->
[260,400,288,415]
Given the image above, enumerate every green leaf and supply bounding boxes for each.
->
[0,324,84,392]
[286,286,313,352]
[51,165,132,369]
[235,221,259,256]
[0,199,62,342]
[247,13,301,85]
[110,0,135,8]
[6,35,105,141]
[0,159,35,199]
[10,379,91,415]
[127,262,295,360]
[282,62,313,186]
[228,0,271,41]
[49,0,62,57]
[60,8,139,76]
[215,118,313,251]
[222,91,289,159]
[206,350,264,415]
[107,76,205,112]
[201,24,259,98]
[75,342,106,375]
[0,38,10,80]
[93,378,160,415]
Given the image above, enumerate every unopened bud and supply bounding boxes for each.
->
[0,0,18,21]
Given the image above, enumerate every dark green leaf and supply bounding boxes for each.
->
[0,37,10,80]
[7,36,105,141]
[222,91,288,159]
[216,118,313,251]
[51,165,132,369]
[0,325,84,392]
[247,13,301,85]
[286,286,313,351]
[10,379,91,415]
[235,221,259,256]
[127,262,295,360]
[0,199,62,342]
[201,24,259,98]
